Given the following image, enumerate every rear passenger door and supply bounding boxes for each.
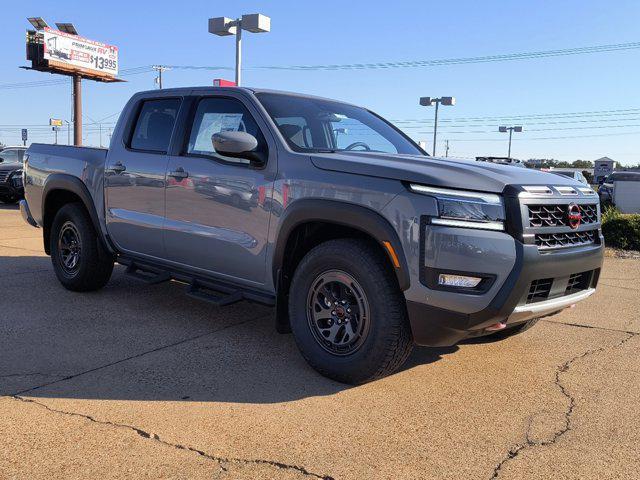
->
[163,94,276,286]
[105,97,182,258]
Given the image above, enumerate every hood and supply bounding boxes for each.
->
[310,152,579,193]
[0,162,22,172]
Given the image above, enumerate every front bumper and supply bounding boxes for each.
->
[19,199,39,228]
[0,181,23,199]
[407,240,604,346]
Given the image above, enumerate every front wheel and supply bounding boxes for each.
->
[0,195,18,204]
[288,239,413,384]
[50,203,114,292]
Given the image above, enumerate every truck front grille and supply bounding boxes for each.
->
[526,270,594,305]
[0,171,9,183]
[565,271,591,295]
[535,230,597,250]
[528,204,598,227]
[527,278,553,303]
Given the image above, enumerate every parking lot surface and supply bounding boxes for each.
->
[1,204,639,479]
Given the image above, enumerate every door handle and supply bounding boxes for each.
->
[169,167,189,179]
[111,162,126,174]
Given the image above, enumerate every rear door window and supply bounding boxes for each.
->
[130,98,181,153]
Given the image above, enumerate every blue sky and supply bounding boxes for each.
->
[2,0,639,164]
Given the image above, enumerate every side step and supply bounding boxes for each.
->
[119,257,275,307]
[125,263,171,285]
[186,282,243,307]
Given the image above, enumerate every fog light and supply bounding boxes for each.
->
[438,274,482,288]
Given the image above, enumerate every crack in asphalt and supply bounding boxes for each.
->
[541,319,639,335]
[598,282,640,292]
[490,330,638,479]
[10,395,333,479]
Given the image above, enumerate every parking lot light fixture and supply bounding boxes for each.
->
[419,96,456,156]
[499,125,523,158]
[208,13,271,86]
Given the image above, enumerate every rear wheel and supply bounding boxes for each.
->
[288,239,413,384]
[50,203,114,292]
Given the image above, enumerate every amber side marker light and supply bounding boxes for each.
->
[382,241,401,268]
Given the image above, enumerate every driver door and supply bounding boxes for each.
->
[163,94,276,286]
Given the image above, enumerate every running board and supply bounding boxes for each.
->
[186,282,243,307]
[125,263,171,285]
[118,257,275,307]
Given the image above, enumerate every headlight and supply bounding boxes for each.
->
[10,170,23,187]
[408,184,505,231]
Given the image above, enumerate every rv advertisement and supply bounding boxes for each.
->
[43,27,118,76]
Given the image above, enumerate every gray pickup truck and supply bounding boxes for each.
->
[20,87,604,384]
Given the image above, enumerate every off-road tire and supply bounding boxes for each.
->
[289,238,413,384]
[50,203,114,292]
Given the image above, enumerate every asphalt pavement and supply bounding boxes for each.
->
[1,203,638,479]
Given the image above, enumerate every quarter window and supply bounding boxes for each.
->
[130,98,181,153]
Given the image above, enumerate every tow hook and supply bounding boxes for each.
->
[485,322,507,332]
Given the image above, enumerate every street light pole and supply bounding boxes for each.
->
[209,14,271,87]
[235,23,242,85]
[419,96,455,156]
[432,101,439,157]
[499,125,523,158]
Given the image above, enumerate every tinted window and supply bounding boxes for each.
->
[0,149,21,164]
[187,97,266,164]
[130,98,181,152]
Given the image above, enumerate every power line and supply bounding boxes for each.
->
[447,131,640,141]
[163,40,640,73]
[256,41,640,71]
[0,67,153,90]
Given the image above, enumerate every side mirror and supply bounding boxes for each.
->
[212,131,264,167]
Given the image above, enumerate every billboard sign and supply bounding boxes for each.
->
[49,118,63,127]
[43,27,118,77]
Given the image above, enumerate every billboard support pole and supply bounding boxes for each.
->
[73,74,82,146]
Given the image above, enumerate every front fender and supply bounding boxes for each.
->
[272,199,410,291]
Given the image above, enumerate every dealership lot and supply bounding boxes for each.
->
[1,204,638,479]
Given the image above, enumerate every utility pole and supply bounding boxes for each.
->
[152,65,171,89]
[64,120,70,145]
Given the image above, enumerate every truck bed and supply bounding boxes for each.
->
[24,143,108,227]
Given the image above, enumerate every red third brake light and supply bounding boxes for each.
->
[213,78,237,87]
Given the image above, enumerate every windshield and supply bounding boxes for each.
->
[0,149,24,165]
[256,92,424,155]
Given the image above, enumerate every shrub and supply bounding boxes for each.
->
[601,208,640,250]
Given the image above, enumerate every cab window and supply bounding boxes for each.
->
[186,97,267,164]
[130,98,181,153]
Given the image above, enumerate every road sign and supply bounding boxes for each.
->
[22,129,28,142]
[49,118,63,127]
